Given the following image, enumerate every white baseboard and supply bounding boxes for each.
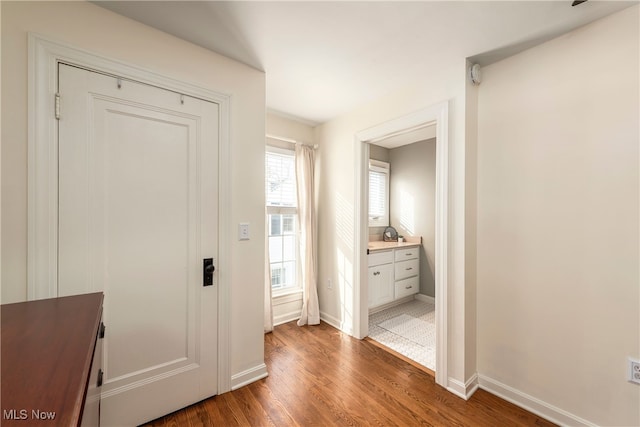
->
[274,311,300,326]
[230,363,268,391]
[320,311,351,334]
[447,374,479,400]
[414,293,435,304]
[478,374,597,427]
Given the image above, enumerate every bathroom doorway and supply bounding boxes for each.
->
[366,134,437,373]
[353,102,449,388]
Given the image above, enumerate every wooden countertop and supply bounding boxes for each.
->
[368,240,421,252]
[1,292,103,426]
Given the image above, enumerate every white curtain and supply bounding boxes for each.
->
[264,207,274,333]
[295,144,320,326]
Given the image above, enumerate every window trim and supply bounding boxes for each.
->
[266,144,296,158]
[368,159,390,227]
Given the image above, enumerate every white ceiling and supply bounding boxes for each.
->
[95,1,636,125]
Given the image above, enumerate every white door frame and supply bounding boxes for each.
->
[353,102,449,388]
[26,33,232,393]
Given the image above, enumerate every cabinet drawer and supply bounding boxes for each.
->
[395,276,419,299]
[395,258,419,280]
[395,247,419,261]
[368,250,393,267]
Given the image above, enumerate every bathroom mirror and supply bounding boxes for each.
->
[383,226,398,242]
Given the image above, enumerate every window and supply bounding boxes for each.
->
[369,159,390,227]
[266,147,299,292]
[271,267,282,287]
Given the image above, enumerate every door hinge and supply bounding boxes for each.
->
[54,93,60,120]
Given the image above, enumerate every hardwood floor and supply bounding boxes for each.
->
[143,321,556,426]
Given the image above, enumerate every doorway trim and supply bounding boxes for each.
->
[27,33,232,393]
[353,102,449,388]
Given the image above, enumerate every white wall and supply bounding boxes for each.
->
[0,3,3,299]
[315,58,474,389]
[1,1,266,390]
[389,139,436,297]
[267,112,315,145]
[476,6,639,426]
[265,112,316,325]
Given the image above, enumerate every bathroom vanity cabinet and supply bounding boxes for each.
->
[394,247,420,299]
[368,250,395,307]
[368,243,420,309]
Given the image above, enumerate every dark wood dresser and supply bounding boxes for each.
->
[1,293,104,426]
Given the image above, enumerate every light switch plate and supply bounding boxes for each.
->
[239,223,250,240]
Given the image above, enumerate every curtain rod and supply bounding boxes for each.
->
[266,134,318,149]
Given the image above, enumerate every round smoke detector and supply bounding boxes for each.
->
[470,64,482,85]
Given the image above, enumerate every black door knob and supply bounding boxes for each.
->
[203,258,215,286]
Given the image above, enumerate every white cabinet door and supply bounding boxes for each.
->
[58,64,218,426]
[368,263,394,308]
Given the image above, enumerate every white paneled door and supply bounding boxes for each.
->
[58,64,218,426]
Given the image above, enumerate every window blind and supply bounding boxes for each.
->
[368,160,389,227]
[369,170,387,219]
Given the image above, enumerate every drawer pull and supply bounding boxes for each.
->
[405,253,412,256]
[405,285,412,289]
[405,267,413,271]
[97,369,104,387]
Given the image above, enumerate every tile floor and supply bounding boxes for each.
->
[368,298,435,371]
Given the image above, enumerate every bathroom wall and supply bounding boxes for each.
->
[369,144,390,163]
[389,139,436,297]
